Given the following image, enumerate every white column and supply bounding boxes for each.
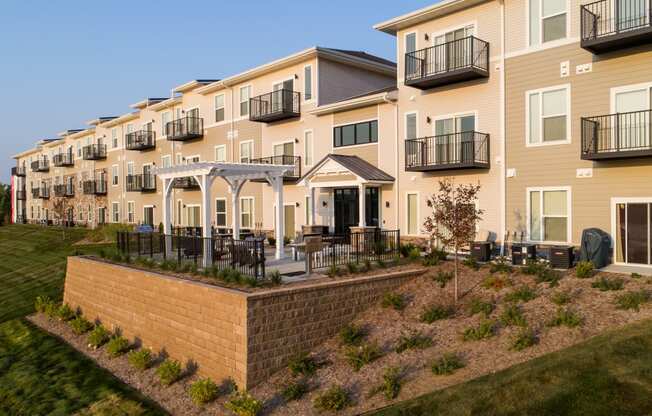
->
[162,177,173,257]
[358,183,366,227]
[310,186,316,226]
[273,175,284,260]
[227,178,243,240]
[200,174,213,268]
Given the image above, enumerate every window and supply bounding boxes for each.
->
[215,145,226,162]
[239,86,251,117]
[527,86,569,145]
[126,124,133,134]
[127,201,135,223]
[333,120,378,147]
[405,113,417,140]
[111,128,118,148]
[528,188,570,242]
[88,204,93,222]
[529,0,567,45]
[111,165,118,186]
[405,32,417,54]
[239,141,253,163]
[76,142,81,158]
[127,162,134,176]
[304,65,312,101]
[407,193,419,235]
[304,130,314,166]
[77,204,83,221]
[240,197,253,228]
[161,112,170,136]
[214,94,225,122]
[176,200,182,225]
[215,198,227,227]
[162,155,171,168]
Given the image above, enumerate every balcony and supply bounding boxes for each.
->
[39,186,50,199]
[165,116,204,141]
[53,184,75,198]
[405,36,490,90]
[16,213,27,224]
[405,131,490,171]
[126,130,156,151]
[249,155,301,182]
[31,160,49,172]
[581,0,652,53]
[16,189,26,200]
[31,187,39,198]
[249,89,301,123]
[83,144,107,160]
[126,174,157,193]
[11,166,26,177]
[581,109,652,160]
[171,177,200,190]
[53,152,74,167]
[83,180,107,195]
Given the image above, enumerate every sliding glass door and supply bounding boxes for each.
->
[615,201,652,265]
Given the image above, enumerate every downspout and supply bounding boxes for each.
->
[383,91,400,233]
[499,0,507,255]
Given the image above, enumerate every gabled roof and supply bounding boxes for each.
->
[321,48,396,68]
[300,154,395,184]
[310,86,397,116]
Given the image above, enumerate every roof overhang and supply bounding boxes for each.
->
[129,98,169,110]
[97,112,140,128]
[87,116,119,126]
[309,89,398,116]
[173,79,220,94]
[153,162,295,182]
[148,97,182,112]
[12,147,41,159]
[298,155,394,187]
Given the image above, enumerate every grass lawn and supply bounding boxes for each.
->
[371,318,652,416]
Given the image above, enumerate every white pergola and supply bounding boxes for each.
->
[153,162,295,266]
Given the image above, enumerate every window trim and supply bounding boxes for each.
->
[525,84,571,147]
[610,197,652,267]
[111,202,120,223]
[304,129,314,166]
[405,191,421,237]
[332,118,379,149]
[404,30,418,54]
[432,110,479,135]
[215,197,227,227]
[239,140,254,163]
[527,0,570,46]
[609,81,652,113]
[160,111,171,138]
[404,111,419,140]
[127,201,135,224]
[161,155,172,169]
[526,186,572,244]
[111,164,119,187]
[214,145,227,162]
[240,196,255,229]
[303,64,313,102]
[143,205,154,226]
[214,93,226,123]
[239,84,253,118]
[431,21,477,42]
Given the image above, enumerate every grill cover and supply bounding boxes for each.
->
[579,228,611,269]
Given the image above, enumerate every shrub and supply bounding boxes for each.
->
[399,243,417,258]
[575,261,595,278]
[592,276,624,291]
[346,262,359,274]
[288,352,318,377]
[87,325,110,349]
[344,342,382,371]
[430,247,448,262]
[267,269,282,285]
[504,286,537,303]
[34,295,53,313]
[42,300,59,319]
[482,275,512,291]
[535,268,562,288]
[615,290,651,311]
[189,378,219,405]
[225,391,263,416]
[313,386,351,412]
[432,271,453,288]
[282,379,309,402]
[267,236,276,246]
[511,328,538,351]
[69,316,93,335]
[422,253,441,267]
[56,303,76,321]
[408,247,421,261]
[327,264,341,278]
[420,304,455,323]
[631,272,643,279]
[105,336,130,358]
[468,298,494,317]
[462,320,495,341]
[548,307,582,328]
[377,258,387,269]
[127,348,152,371]
[489,257,513,274]
[368,367,402,400]
[462,256,480,271]
[339,323,366,346]
[550,290,572,306]
[364,259,373,272]
[500,303,527,327]
[159,259,176,271]
[242,276,259,288]
[395,330,432,353]
[382,292,406,311]
[431,353,465,375]
[156,359,182,386]
[522,259,548,276]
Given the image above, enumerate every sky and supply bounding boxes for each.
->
[0,0,436,183]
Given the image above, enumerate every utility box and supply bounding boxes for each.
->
[550,246,574,269]
[471,242,491,262]
[512,243,536,265]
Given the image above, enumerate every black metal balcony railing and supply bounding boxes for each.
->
[249,89,301,123]
[581,0,652,53]
[82,144,107,160]
[53,152,74,167]
[31,187,39,198]
[581,109,652,160]
[11,166,26,177]
[126,174,157,192]
[83,180,107,195]
[53,183,75,198]
[171,177,200,189]
[165,116,204,141]
[126,130,156,151]
[16,213,27,224]
[405,36,490,89]
[31,159,49,172]
[249,155,301,181]
[405,131,490,171]
[16,189,26,200]
[39,186,50,199]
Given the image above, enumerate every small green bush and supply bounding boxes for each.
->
[156,359,182,386]
[631,272,643,279]
[489,258,513,274]
[431,353,465,375]
[268,236,276,246]
[408,247,421,261]
[363,259,372,272]
[267,269,282,285]
[500,303,527,327]
[87,325,110,349]
[189,378,219,405]
[592,276,624,291]
[522,260,548,275]
[377,258,387,269]
[511,328,538,351]
[282,379,309,402]
[422,254,440,267]
[56,303,76,321]
[69,316,94,335]
[382,292,406,311]
[482,275,512,290]
[395,330,432,353]
[34,295,53,313]
[159,259,176,271]
[504,286,537,303]
[420,304,455,323]
[339,323,366,346]
[344,342,382,371]
[346,262,359,274]
[534,268,562,288]
[127,348,152,371]
[313,386,351,412]
[105,336,130,358]
[225,391,263,416]
[550,290,572,306]
[575,261,595,278]
[462,256,480,271]
[327,264,341,278]
[368,367,402,400]
[432,271,453,288]
[430,247,448,262]
[400,243,417,258]
[462,320,496,341]
[548,307,582,328]
[616,290,651,311]
[468,298,494,317]
[288,352,318,377]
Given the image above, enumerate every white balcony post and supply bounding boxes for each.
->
[273,175,284,260]
[310,186,316,226]
[358,183,366,227]
[200,174,213,268]
[226,178,244,240]
[162,177,173,257]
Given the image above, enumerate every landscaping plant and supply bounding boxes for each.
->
[432,271,453,288]
[382,292,406,311]
[127,348,152,371]
[462,320,496,341]
[34,295,53,313]
[368,367,402,400]
[511,328,538,351]
[631,272,643,279]
[346,262,359,274]
[489,257,513,274]
[615,290,651,311]
[482,275,512,291]
[395,330,432,353]
[327,264,341,278]
[592,276,624,291]
[468,297,495,317]
[462,256,480,271]
[550,290,572,306]
[344,342,382,371]
[575,261,595,278]
[504,286,537,303]
[87,325,110,349]
[420,304,455,323]
[189,378,219,405]
[500,303,527,327]
[431,352,465,375]
[56,303,76,321]
[105,336,130,358]
[313,385,351,412]
[548,307,582,328]
[156,359,182,386]
[69,315,94,335]
[281,379,309,402]
[339,323,366,346]
[287,352,318,377]
[225,391,263,416]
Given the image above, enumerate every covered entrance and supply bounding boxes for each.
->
[613,198,652,266]
[333,187,380,234]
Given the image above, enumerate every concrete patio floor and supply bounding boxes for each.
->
[601,264,652,276]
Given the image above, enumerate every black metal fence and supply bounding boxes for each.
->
[581,0,651,41]
[82,144,107,160]
[126,130,156,150]
[83,180,108,195]
[31,159,49,172]
[307,229,400,269]
[165,116,204,141]
[581,109,652,157]
[250,89,300,121]
[126,174,157,192]
[116,231,266,280]
[53,152,74,167]
[405,131,490,170]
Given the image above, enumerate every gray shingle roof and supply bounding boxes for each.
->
[302,154,395,183]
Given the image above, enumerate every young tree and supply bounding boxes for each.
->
[50,196,72,240]
[423,179,483,303]
[0,183,11,226]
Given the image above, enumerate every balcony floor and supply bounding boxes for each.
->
[582,147,652,160]
[405,67,489,90]
[250,111,300,123]
[406,161,490,172]
[582,26,652,53]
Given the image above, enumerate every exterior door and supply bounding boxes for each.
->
[273,142,294,165]
[615,201,651,265]
[435,115,475,164]
[616,0,649,31]
[614,88,651,151]
[434,25,474,73]
[365,187,379,227]
[187,206,200,227]
[334,188,359,234]
[143,207,154,226]
[273,79,294,112]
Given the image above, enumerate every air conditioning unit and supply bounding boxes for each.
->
[512,243,536,265]
[550,246,574,269]
[471,241,491,262]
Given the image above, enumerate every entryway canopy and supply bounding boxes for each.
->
[153,162,295,264]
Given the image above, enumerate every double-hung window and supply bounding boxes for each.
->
[215,198,227,227]
[240,86,251,117]
[304,130,313,166]
[215,94,225,122]
[528,188,570,243]
[240,197,253,229]
[333,120,378,148]
[527,85,570,145]
[161,112,170,136]
[111,128,118,149]
[405,32,417,54]
[111,165,119,186]
[162,155,171,169]
[239,141,253,163]
[304,66,312,101]
[127,201,135,223]
[215,145,226,162]
[529,0,567,45]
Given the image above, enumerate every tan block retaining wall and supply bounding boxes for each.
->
[64,257,421,388]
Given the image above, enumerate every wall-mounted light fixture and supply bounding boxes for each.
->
[322,201,328,207]
[385,201,390,208]
[295,202,300,207]
[294,138,299,143]
[426,116,432,124]
[294,74,299,79]
[424,33,430,41]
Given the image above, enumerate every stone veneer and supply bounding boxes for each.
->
[64,257,421,388]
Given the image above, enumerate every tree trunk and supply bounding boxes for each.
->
[454,243,459,303]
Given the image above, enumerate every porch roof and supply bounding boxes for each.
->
[298,154,395,186]
[152,161,295,182]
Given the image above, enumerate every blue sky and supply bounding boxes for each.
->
[0,0,436,183]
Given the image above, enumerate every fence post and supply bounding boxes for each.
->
[355,232,360,264]
[149,233,153,258]
[126,233,130,255]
